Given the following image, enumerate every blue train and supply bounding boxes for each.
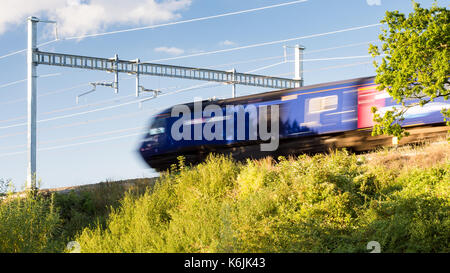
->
[139,76,449,170]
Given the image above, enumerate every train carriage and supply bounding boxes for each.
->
[139,76,449,170]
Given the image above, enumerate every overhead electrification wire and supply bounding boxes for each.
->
[148,23,382,62]
[0,94,137,124]
[245,61,288,73]
[0,126,146,151]
[0,73,62,89]
[2,50,373,130]
[0,132,144,157]
[225,53,382,74]
[0,2,387,159]
[0,58,284,132]
[62,0,309,40]
[0,99,137,130]
[207,54,288,69]
[207,40,379,70]
[1,63,281,129]
[0,107,161,140]
[0,80,244,155]
[0,52,378,154]
[0,80,205,123]
[0,0,308,60]
[306,61,373,72]
[237,60,375,96]
[0,49,381,130]
[241,59,375,79]
[1,38,380,107]
[301,54,383,62]
[0,83,91,106]
[0,75,139,106]
[306,40,378,54]
[0,39,61,61]
[0,83,201,130]
[0,48,26,60]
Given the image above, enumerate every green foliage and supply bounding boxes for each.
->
[0,178,154,253]
[1,148,448,253]
[360,167,450,252]
[52,179,152,243]
[53,191,97,242]
[371,106,410,138]
[75,152,450,253]
[369,1,450,138]
[0,192,61,253]
[76,155,240,252]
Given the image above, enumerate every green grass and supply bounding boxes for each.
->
[1,142,449,253]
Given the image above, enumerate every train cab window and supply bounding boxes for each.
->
[308,95,338,113]
[150,127,165,135]
[149,117,167,135]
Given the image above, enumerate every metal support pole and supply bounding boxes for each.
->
[135,59,140,97]
[114,54,119,93]
[27,16,38,190]
[294,44,305,87]
[231,68,236,98]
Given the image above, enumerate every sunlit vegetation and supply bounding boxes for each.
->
[1,142,449,253]
[76,143,449,253]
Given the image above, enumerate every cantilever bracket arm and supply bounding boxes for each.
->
[139,86,161,95]
[138,87,162,109]
[76,81,114,104]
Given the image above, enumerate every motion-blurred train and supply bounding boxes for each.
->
[139,76,449,171]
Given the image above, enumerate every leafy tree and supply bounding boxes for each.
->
[369,1,449,138]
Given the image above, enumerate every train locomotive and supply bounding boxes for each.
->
[139,76,449,171]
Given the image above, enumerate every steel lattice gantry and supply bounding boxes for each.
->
[25,14,303,190]
[34,51,302,89]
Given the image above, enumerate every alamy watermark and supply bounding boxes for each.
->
[367,241,381,253]
[66,241,81,253]
[170,98,280,151]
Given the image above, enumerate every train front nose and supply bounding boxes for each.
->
[139,135,161,154]
[138,114,170,170]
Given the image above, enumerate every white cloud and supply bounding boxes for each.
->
[219,40,237,47]
[366,0,381,6]
[0,0,192,37]
[154,46,184,55]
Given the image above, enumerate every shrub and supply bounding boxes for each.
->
[3,143,448,253]
[0,192,60,253]
[75,151,449,253]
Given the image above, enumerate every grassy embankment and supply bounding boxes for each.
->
[1,141,449,253]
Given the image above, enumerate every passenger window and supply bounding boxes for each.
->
[308,95,338,113]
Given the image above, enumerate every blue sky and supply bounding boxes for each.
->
[0,0,446,189]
